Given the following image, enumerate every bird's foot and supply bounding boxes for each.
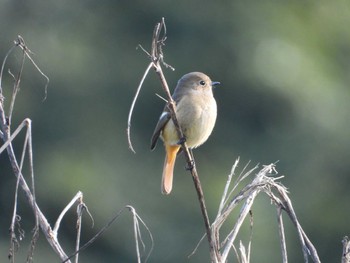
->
[185,159,195,171]
[177,136,186,145]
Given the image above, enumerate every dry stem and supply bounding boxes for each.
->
[1,36,153,263]
[129,18,220,262]
[0,38,71,262]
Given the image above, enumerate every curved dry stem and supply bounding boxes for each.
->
[63,205,154,263]
[15,35,49,101]
[126,62,153,153]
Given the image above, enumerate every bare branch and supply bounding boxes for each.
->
[1,35,153,263]
[0,38,71,262]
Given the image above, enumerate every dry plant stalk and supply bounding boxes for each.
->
[63,205,154,263]
[1,36,153,263]
[209,159,322,262]
[128,18,220,262]
[0,36,73,262]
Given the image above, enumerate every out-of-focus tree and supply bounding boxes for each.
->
[0,1,349,262]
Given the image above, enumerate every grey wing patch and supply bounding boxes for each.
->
[150,111,171,150]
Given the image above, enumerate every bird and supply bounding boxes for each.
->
[151,72,219,194]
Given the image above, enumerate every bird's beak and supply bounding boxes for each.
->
[211,81,220,87]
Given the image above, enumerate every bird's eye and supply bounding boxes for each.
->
[199,80,206,86]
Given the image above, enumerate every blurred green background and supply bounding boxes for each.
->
[1,1,350,262]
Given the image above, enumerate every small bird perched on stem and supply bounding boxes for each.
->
[151,72,219,194]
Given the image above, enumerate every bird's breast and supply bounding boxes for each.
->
[176,94,217,148]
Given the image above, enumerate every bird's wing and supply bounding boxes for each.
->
[151,89,183,150]
[150,110,171,150]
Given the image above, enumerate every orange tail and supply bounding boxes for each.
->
[161,145,180,194]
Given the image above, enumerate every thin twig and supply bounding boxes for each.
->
[188,233,207,258]
[274,187,320,262]
[155,93,168,103]
[224,162,257,209]
[18,118,39,263]
[220,180,261,261]
[0,119,31,154]
[217,158,240,216]
[128,206,153,263]
[53,192,84,235]
[75,198,85,263]
[210,160,322,263]
[9,163,22,262]
[26,227,39,263]
[0,38,71,262]
[247,210,253,263]
[265,174,321,263]
[127,62,153,153]
[0,43,17,96]
[2,122,72,262]
[63,205,153,263]
[277,207,288,263]
[15,36,49,101]
[7,120,34,261]
[7,48,25,125]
